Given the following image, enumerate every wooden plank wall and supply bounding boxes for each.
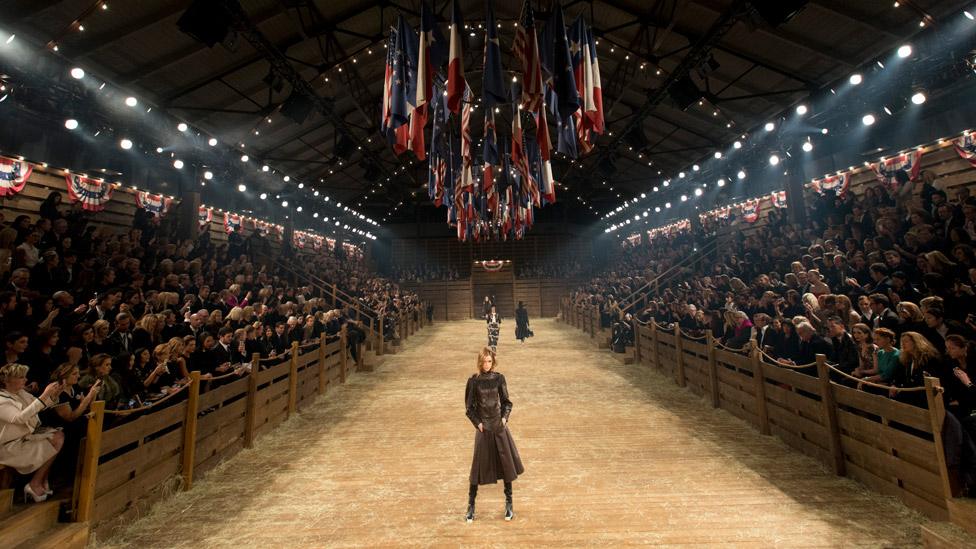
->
[402,279,577,320]
[558,301,949,522]
[391,233,590,275]
[400,280,473,321]
[472,264,515,317]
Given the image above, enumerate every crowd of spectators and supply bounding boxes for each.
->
[514,260,587,279]
[572,171,976,495]
[0,195,418,503]
[391,263,465,281]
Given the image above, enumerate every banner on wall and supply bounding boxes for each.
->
[65,173,113,211]
[293,232,307,249]
[0,156,32,197]
[223,212,242,233]
[134,191,172,217]
[953,133,976,168]
[873,150,923,193]
[811,173,850,197]
[741,198,761,223]
[771,190,788,208]
[198,206,212,228]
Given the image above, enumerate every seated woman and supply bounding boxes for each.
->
[890,331,941,406]
[860,328,900,387]
[851,323,878,379]
[41,362,101,484]
[143,344,177,394]
[79,354,122,408]
[0,364,65,502]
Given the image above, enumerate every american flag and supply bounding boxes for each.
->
[459,85,474,193]
[512,0,544,112]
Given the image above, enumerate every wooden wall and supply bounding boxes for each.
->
[402,278,577,320]
[391,232,591,275]
[472,264,515,317]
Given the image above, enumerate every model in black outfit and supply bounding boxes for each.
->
[515,302,531,343]
[464,346,524,522]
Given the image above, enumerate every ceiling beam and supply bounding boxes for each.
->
[67,1,194,58]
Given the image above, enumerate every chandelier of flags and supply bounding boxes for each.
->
[380,0,604,241]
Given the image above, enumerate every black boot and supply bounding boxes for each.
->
[465,484,477,522]
[504,481,514,521]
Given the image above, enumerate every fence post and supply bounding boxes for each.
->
[674,325,686,387]
[244,352,260,448]
[706,330,719,408]
[287,341,299,418]
[317,334,327,395]
[377,312,385,356]
[924,376,954,501]
[75,400,104,523]
[331,283,337,308]
[340,325,348,383]
[651,321,660,370]
[751,342,770,435]
[589,306,596,338]
[181,371,201,490]
[816,354,845,475]
[365,316,374,351]
[632,319,641,364]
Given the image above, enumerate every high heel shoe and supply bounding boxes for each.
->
[44,481,53,496]
[23,484,48,503]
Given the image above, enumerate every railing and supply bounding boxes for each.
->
[68,318,416,538]
[618,236,720,314]
[557,311,958,522]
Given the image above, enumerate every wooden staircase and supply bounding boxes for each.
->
[0,489,88,549]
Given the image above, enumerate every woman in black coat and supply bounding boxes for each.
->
[515,302,531,343]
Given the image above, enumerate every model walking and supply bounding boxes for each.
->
[515,302,531,343]
[486,306,500,352]
[464,347,524,522]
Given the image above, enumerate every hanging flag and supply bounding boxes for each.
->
[483,110,500,213]
[446,0,466,113]
[954,134,976,168]
[512,0,544,112]
[549,5,580,156]
[512,98,541,208]
[223,212,242,233]
[741,199,762,223]
[568,16,593,154]
[64,173,113,211]
[0,156,32,197]
[390,16,415,154]
[134,191,172,218]
[873,149,923,193]
[582,22,604,135]
[459,85,475,193]
[771,190,788,208]
[812,173,851,197]
[483,2,507,109]
[381,25,399,145]
[428,81,449,207]
[198,206,213,228]
[535,106,556,204]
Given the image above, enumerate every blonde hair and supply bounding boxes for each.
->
[896,302,923,322]
[92,319,111,338]
[0,363,29,387]
[227,307,244,322]
[475,346,497,374]
[899,331,940,366]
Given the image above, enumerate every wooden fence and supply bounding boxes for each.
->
[558,298,955,522]
[70,314,427,537]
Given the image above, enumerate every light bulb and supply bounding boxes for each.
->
[240,154,249,162]
[765,122,775,132]
[173,159,184,169]
[177,122,188,132]
[70,67,85,79]
[238,184,246,192]
[897,44,912,58]
[64,119,79,130]
[802,141,813,152]
[203,171,213,180]
[862,113,876,126]
[208,137,218,146]
[911,91,926,105]
[769,154,780,166]
[849,73,863,85]
[737,170,746,180]
[125,96,138,107]
[119,138,132,150]
[796,104,808,115]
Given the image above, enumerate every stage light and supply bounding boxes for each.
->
[655,206,661,212]
[911,91,926,105]
[177,122,188,132]
[313,212,319,218]
[769,154,780,166]
[663,180,670,187]
[237,184,246,192]
[765,122,775,132]
[156,147,163,153]
[208,137,217,146]
[119,138,132,150]
[665,202,671,208]
[203,170,213,180]
[283,175,290,182]
[652,186,659,192]
[966,10,975,20]
[124,96,138,107]
[262,165,269,172]
[694,188,703,197]
[259,193,267,200]
[897,44,912,58]
[281,200,288,207]
[802,141,813,152]
[693,164,700,171]
[883,105,893,115]
[796,104,808,115]
[64,119,79,130]
[862,113,876,126]
[714,151,722,159]
[718,178,727,187]
[240,154,249,162]
[678,172,685,178]
[821,128,829,135]
[733,140,742,149]
[70,67,85,79]
[4,34,14,45]
[173,159,184,169]
[849,73,863,85]
[737,170,746,180]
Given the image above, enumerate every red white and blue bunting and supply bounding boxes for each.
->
[741,198,762,223]
[0,156,32,197]
[811,173,850,197]
[953,133,976,168]
[873,150,923,193]
[65,173,113,211]
[223,212,242,234]
[198,206,213,228]
[293,232,307,249]
[134,191,172,218]
[771,190,788,209]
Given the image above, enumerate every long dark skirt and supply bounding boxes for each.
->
[470,424,524,485]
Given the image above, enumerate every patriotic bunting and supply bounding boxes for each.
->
[0,156,32,197]
[741,198,762,223]
[223,212,242,234]
[811,172,851,197]
[873,150,923,193]
[134,191,172,217]
[198,206,213,228]
[65,173,113,211]
[771,191,788,208]
[954,133,976,168]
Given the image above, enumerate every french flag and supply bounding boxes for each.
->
[446,0,466,113]
[583,23,604,135]
[412,2,447,161]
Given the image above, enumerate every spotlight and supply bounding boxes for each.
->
[655,206,661,212]
[765,122,775,132]
[281,200,289,207]
[796,104,808,115]
[718,178,727,187]
[259,193,267,200]
[802,141,813,152]
[737,170,746,180]
[125,96,138,107]
[203,170,213,180]
[714,152,722,159]
[4,34,14,45]
[769,154,780,166]
[897,44,912,58]
[849,73,862,85]
[177,122,188,132]
[119,138,132,150]
[156,147,163,153]
[678,172,685,178]
[665,202,671,208]
[681,195,688,202]
[240,154,249,162]
[883,105,893,115]
[262,165,269,172]
[283,175,290,182]
[862,113,876,126]
[911,91,926,105]
[70,67,85,79]
[966,10,975,20]
[692,164,700,171]
[208,137,217,146]
[821,128,829,135]
[64,119,79,130]
[733,141,742,149]
[694,188,703,197]
[173,159,184,169]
